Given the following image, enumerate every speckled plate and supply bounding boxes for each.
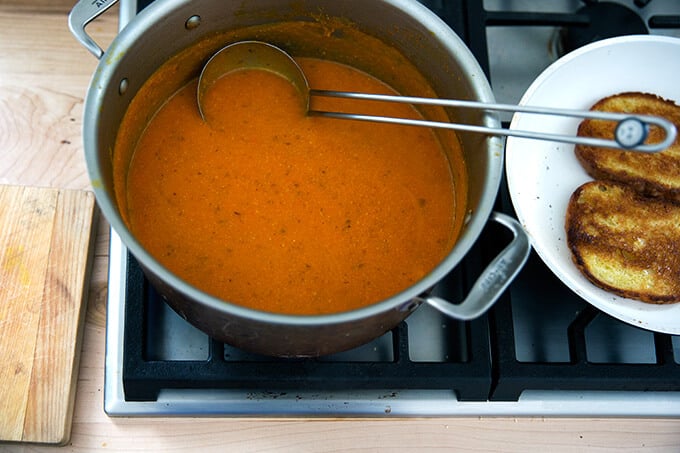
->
[505,35,680,334]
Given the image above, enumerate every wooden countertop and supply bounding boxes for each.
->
[1,1,679,451]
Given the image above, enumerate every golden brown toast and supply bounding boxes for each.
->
[566,180,680,304]
[575,92,680,203]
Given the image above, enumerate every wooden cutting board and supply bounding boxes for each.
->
[0,185,98,445]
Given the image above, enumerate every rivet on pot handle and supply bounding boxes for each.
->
[422,212,530,320]
[68,0,121,59]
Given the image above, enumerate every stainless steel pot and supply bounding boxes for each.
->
[69,0,530,357]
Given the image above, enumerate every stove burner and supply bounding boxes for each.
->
[560,2,649,53]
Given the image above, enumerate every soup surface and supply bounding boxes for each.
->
[123,57,464,315]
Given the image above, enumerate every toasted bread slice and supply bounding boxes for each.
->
[575,92,680,203]
[566,180,680,304]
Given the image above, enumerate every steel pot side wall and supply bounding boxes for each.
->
[84,0,502,356]
[143,263,410,357]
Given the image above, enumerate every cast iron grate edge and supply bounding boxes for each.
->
[488,295,680,401]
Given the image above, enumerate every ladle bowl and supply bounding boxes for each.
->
[197,40,311,117]
[197,40,676,153]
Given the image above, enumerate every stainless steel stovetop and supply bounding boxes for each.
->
[104,0,680,417]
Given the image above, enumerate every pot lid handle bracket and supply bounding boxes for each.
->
[68,0,120,59]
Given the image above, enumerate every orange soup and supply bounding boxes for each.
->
[121,57,465,315]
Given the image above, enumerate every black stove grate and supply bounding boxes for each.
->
[122,251,495,402]
[490,298,680,401]
[121,219,680,403]
[122,0,680,405]
[121,185,680,403]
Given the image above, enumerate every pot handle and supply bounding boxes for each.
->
[422,211,530,320]
[68,0,120,59]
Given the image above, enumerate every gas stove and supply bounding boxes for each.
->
[105,0,680,416]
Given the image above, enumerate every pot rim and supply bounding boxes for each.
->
[83,0,502,327]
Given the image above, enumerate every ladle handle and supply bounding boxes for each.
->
[310,90,677,153]
[68,0,121,59]
[422,212,531,321]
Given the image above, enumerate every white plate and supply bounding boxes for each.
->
[505,35,680,334]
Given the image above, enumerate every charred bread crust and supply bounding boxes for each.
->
[566,180,680,304]
[575,92,680,204]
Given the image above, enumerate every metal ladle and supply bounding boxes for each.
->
[197,41,677,153]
